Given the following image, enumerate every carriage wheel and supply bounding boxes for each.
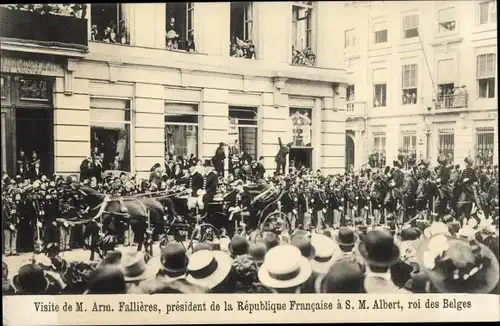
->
[260,212,290,234]
[160,227,187,251]
[187,223,220,251]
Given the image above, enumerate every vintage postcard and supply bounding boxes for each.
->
[1,1,499,325]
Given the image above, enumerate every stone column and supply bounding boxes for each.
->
[134,83,165,179]
[200,89,229,161]
[354,128,364,171]
[53,78,90,176]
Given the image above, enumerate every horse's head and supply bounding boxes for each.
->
[78,185,105,209]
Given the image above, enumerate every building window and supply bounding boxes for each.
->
[477,53,496,98]
[289,108,312,147]
[479,0,496,25]
[165,103,199,158]
[476,127,495,165]
[369,133,386,168]
[438,132,455,163]
[373,84,387,107]
[228,107,258,161]
[402,64,418,105]
[346,85,355,102]
[166,2,195,52]
[403,14,419,39]
[345,29,357,49]
[372,67,387,107]
[438,7,456,33]
[374,29,388,44]
[229,2,255,59]
[90,98,132,172]
[291,1,315,66]
[90,4,129,44]
[0,76,6,99]
[400,133,417,168]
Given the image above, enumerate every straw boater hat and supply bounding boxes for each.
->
[310,234,338,274]
[417,234,499,293]
[120,251,156,282]
[258,245,312,289]
[186,250,233,290]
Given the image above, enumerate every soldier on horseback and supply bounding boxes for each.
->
[436,154,453,219]
[457,155,482,217]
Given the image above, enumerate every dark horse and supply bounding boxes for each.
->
[78,186,166,260]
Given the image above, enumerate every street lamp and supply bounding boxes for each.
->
[423,105,434,160]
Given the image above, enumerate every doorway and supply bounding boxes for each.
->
[15,108,54,176]
[289,147,313,170]
[345,134,355,170]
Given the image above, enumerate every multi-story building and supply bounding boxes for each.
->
[1,2,348,179]
[342,0,498,170]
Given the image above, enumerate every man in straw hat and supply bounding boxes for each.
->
[357,228,410,293]
[186,249,233,293]
[119,250,157,293]
[258,244,312,293]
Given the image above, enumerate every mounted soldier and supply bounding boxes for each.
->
[457,155,481,217]
[436,154,453,218]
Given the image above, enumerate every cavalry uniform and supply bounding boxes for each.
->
[460,156,482,211]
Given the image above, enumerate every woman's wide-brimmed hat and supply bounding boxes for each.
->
[310,234,338,274]
[357,228,400,268]
[186,250,233,290]
[258,245,312,289]
[120,251,156,282]
[417,234,499,293]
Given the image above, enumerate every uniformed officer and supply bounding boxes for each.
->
[461,155,482,211]
[436,154,452,217]
[3,186,19,256]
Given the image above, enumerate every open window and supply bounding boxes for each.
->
[228,107,258,162]
[373,68,387,107]
[402,64,418,105]
[90,4,129,44]
[229,2,255,59]
[438,7,456,33]
[288,108,313,169]
[165,2,195,52]
[291,1,315,66]
[475,127,495,165]
[165,103,199,158]
[370,132,386,169]
[438,131,455,163]
[403,14,419,39]
[90,98,132,172]
[477,53,496,99]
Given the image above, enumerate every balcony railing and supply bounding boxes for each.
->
[0,6,88,50]
[435,93,469,109]
[346,101,366,118]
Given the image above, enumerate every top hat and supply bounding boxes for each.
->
[357,229,400,268]
[204,159,213,167]
[417,234,499,293]
[186,250,233,290]
[258,245,312,289]
[335,227,358,247]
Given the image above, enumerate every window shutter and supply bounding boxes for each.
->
[372,68,387,83]
[477,54,487,78]
[410,64,417,87]
[402,64,417,88]
[437,59,455,84]
[438,7,454,23]
[486,53,496,76]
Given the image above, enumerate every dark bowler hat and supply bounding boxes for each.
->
[335,227,358,247]
[290,235,316,260]
[399,227,420,242]
[358,228,400,268]
[160,243,189,274]
[204,159,213,167]
[229,235,250,257]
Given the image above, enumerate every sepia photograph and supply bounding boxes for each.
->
[1,1,499,324]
